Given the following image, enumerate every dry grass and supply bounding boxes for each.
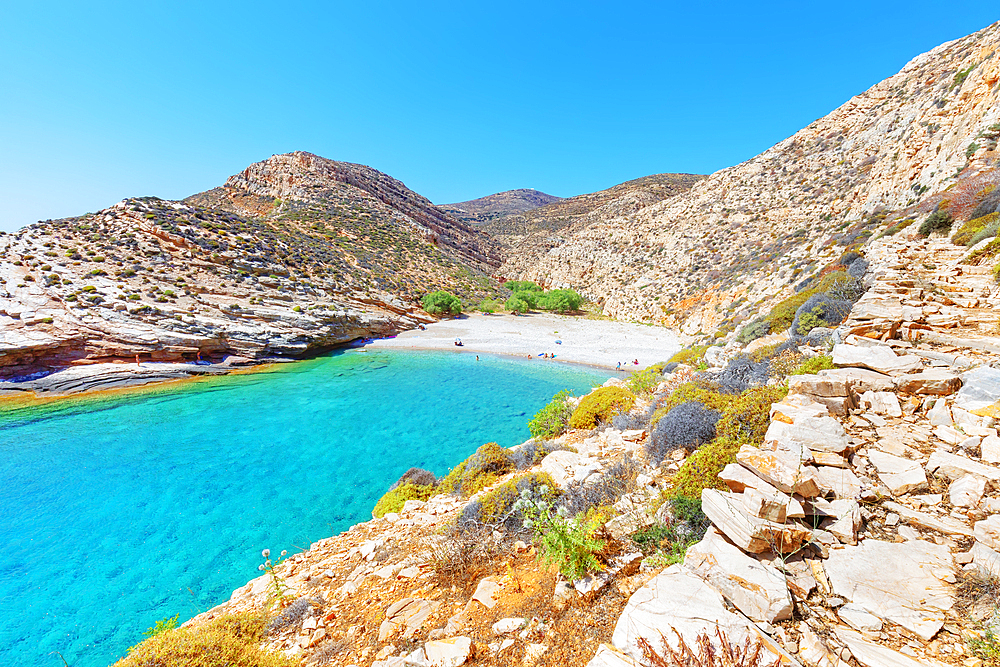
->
[638,628,781,667]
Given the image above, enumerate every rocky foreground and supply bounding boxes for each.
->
[167,228,1000,667]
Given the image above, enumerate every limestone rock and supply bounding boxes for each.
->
[423,636,473,667]
[764,419,850,454]
[949,474,986,508]
[838,603,883,633]
[983,434,1000,463]
[858,391,902,417]
[927,450,1000,482]
[610,565,792,665]
[866,451,927,495]
[471,577,501,609]
[378,598,440,641]
[824,540,954,640]
[835,627,949,667]
[540,450,600,488]
[585,644,641,667]
[812,465,863,500]
[974,515,1000,550]
[492,618,525,635]
[683,527,792,622]
[832,344,923,375]
[882,500,973,537]
[955,366,1000,414]
[895,369,962,396]
[735,446,821,497]
[701,489,811,554]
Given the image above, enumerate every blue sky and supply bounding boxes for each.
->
[0,2,997,232]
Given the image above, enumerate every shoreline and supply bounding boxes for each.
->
[367,312,681,371]
[0,314,682,402]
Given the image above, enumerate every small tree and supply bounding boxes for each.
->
[422,291,462,315]
[504,280,542,292]
[538,289,583,313]
[506,295,530,314]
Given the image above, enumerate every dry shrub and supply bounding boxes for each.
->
[431,525,508,592]
[638,627,781,667]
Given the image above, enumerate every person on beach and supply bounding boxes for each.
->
[135,353,141,367]
[617,361,621,371]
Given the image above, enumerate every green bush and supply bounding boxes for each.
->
[504,280,542,292]
[953,212,999,246]
[536,289,583,313]
[474,471,557,525]
[626,367,661,395]
[650,382,728,428]
[421,290,462,315]
[372,482,436,518]
[115,612,295,667]
[765,289,817,332]
[966,238,1000,265]
[512,290,539,309]
[668,345,709,367]
[790,355,835,375]
[477,298,503,314]
[568,386,636,429]
[505,295,530,313]
[517,489,604,580]
[528,390,575,440]
[918,209,954,236]
[670,384,787,498]
[439,442,514,497]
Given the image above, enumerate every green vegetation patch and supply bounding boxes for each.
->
[421,290,462,315]
[670,383,788,499]
[114,612,295,667]
[918,209,954,237]
[528,390,575,440]
[439,441,514,497]
[568,386,636,429]
[668,345,709,367]
[953,213,999,246]
[765,289,817,332]
[625,367,661,396]
[373,482,436,518]
[790,355,835,375]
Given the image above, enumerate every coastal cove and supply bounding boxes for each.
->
[0,350,611,667]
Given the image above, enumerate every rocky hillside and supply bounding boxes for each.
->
[502,21,1000,333]
[482,174,703,251]
[439,189,562,227]
[0,153,505,378]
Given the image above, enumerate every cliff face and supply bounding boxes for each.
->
[501,22,1000,332]
[0,154,506,378]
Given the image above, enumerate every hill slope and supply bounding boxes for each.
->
[0,153,504,377]
[502,22,1000,333]
[439,188,562,227]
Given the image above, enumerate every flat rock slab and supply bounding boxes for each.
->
[867,451,927,495]
[735,446,821,497]
[585,644,641,667]
[926,450,1000,482]
[812,465,863,500]
[895,369,962,396]
[882,501,973,537]
[764,419,850,454]
[955,366,1000,414]
[824,539,954,640]
[540,450,599,488]
[832,344,923,375]
[684,527,792,622]
[610,564,798,666]
[835,627,949,667]
[378,598,440,641]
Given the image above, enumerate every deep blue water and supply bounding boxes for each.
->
[0,350,609,667]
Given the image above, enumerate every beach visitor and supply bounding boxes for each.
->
[617,361,621,371]
[135,353,140,367]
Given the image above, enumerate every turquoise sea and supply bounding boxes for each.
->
[0,349,610,667]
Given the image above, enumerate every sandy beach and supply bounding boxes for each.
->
[367,313,681,370]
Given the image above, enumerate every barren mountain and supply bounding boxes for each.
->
[483,173,704,250]
[502,21,1000,334]
[0,153,505,377]
[439,188,562,227]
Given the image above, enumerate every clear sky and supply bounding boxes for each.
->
[1,2,997,232]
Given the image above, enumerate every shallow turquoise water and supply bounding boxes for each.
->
[0,349,609,667]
